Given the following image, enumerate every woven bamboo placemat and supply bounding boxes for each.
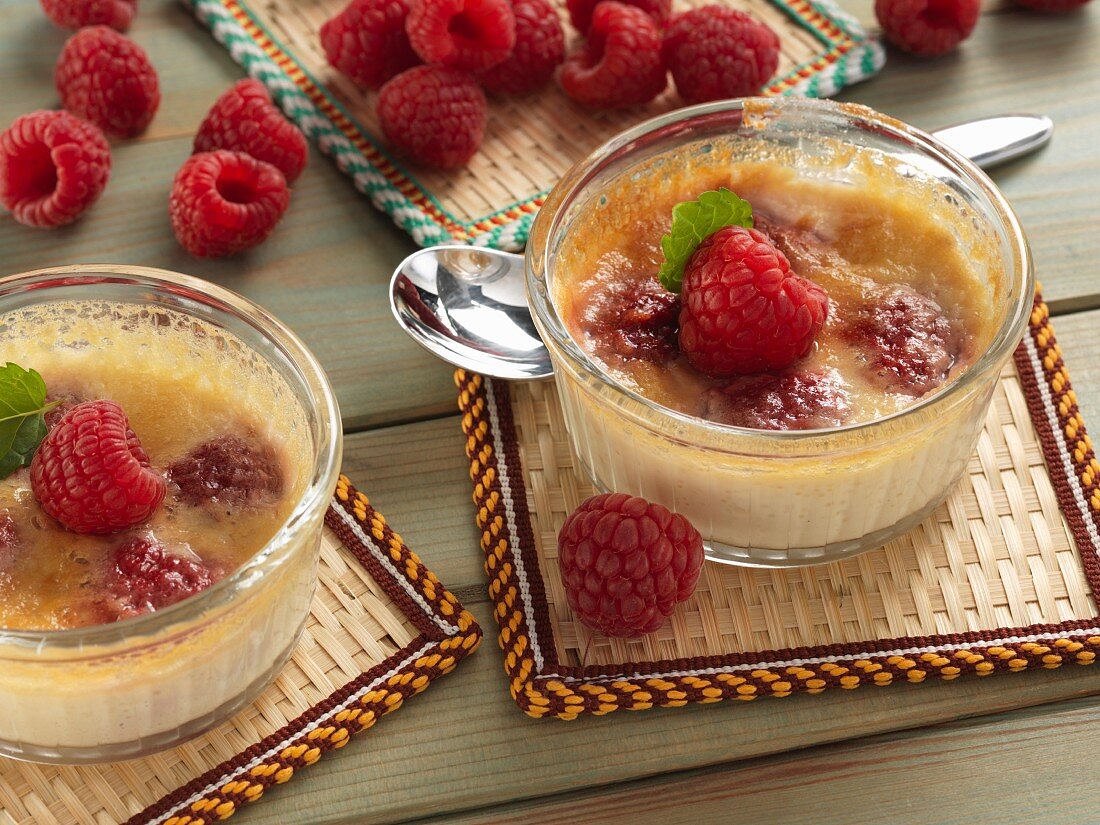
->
[0,476,481,825]
[457,289,1100,718]
[182,0,884,249]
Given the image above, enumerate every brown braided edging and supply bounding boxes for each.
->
[130,476,482,825]
[457,289,1100,720]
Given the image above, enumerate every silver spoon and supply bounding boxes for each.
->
[390,114,1053,381]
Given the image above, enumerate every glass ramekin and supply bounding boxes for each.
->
[0,265,342,764]
[527,98,1033,568]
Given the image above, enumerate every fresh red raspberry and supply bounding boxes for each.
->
[193,79,308,184]
[406,0,516,72]
[558,493,704,637]
[566,0,670,33]
[679,225,829,378]
[662,6,780,103]
[40,0,136,31]
[169,150,290,258]
[320,0,421,90]
[378,65,487,169]
[168,435,284,508]
[30,401,166,535]
[478,0,564,95]
[107,537,217,618]
[1015,0,1092,9]
[874,0,979,56]
[0,110,110,229]
[703,369,851,430]
[55,26,160,138]
[560,2,667,109]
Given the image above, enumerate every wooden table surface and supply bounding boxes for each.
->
[3,1,1100,822]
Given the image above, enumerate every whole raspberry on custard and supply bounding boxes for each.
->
[478,0,564,96]
[169,150,290,258]
[194,79,309,184]
[168,435,284,508]
[406,0,516,72]
[1015,0,1091,10]
[55,26,160,138]
[378,65,487,169]
[0,110,111,229]
[108,537,217,618]
[560,2,667,109]
[40,0,136,31]
[320,0,421,90]
[558,493,704,637]
[565,0,670,33]
[662,7,780,103]
[30,400,166,535]
[874,0,980,56]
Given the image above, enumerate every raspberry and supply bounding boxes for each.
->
[679,225,829,378]
[566,0,670,33]
[30,400,166,535]
[193,80,309,184]
[662,7,780,103]
[55,26,160,138]
[406,0,516,72]
[703,369,851,430]
[560,2,667,109]
[478,0,564,95]
[1015,0,1091,9]
[40,0,136,31]
[168,435,284,508]
[169,150,290,258]
[44,391,87,429]
[874,0,979,56]
[585,278,680,362]
[842,286,961,396]
[320,0,421,90]
[558,493,704,637]
[0,110,110,229]
[107,537,216,618]
[378,65,487,169]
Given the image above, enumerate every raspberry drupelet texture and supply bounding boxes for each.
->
[378,65,487,169]
[320,0,421,90]
[406,0,516,72]
[169,435,284,508]
[30,401,166,535]
[169,150,290,258]
[107,537,217,618]
[874,0,980,56]
[565,0,670,32]
[558,493,704,637]
[39,0,136,31]
[704,369,851,430]
[560,1,667,109]
[194,79,309,184]
[0,110,111,229]
[662,6,780,103]
[478,0,564,95]
[55,26,160,138]
[678,224,829,378]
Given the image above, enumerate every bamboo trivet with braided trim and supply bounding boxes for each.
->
[458,289,1100,718]
[183,0,884,249]
[0,476,481,825]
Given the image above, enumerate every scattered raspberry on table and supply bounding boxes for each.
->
[0,110,111,229]
[39,0,137,32]
[55,26,160,138]
[558,492,704,638]
[662,6,780,103]
[565,0,670,33]
[406,0,516,72]
[194,79,309,184]
[321,0,422,90]
[378,64,487,169]
[169,150,291,258]
[478,0,564,96]
[874,0,980,57]
[560,1,667,109]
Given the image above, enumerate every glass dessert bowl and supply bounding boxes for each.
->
[527,97,1033,568]
[0,265,342,764]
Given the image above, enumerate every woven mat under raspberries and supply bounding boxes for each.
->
[456,288,1100,719]
[182,0,884,250]
[0,477,481,825]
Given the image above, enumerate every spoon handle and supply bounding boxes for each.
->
[932,115,1053,169]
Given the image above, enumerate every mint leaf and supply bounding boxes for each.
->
[0,363,57,479]
[657,188,754,293]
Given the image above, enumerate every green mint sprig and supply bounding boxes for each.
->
[0,363,58,480]
[657,188,754,293]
